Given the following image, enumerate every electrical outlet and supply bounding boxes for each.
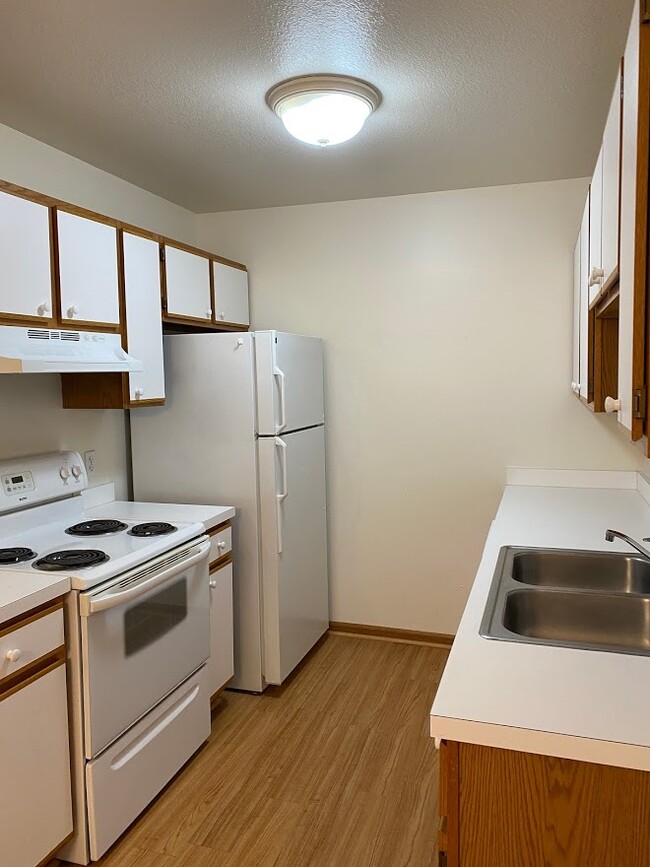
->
[84,450,97,477]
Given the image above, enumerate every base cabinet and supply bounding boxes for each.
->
[0,602,72,867]
[439,740,650,867]
[208,558,234,698]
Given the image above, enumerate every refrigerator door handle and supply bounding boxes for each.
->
[275,436,288,553]
[273,366,287,434]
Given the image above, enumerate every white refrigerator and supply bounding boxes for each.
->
[130,331,329,692]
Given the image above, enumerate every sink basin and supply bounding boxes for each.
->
[511,548,650,594]
[502,588,650,654]
[480,546,650,656]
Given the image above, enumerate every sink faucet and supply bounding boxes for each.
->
[605,529,650,560]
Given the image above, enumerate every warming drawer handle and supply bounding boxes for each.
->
[110,683,201,771]
[83,540,210,615]
[273,366,287,434]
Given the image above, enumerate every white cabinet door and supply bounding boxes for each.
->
[0,665,73,867]
[619,0,640,434]
[164,246,212,321]
[579,194,590,401]
[208,560,234,696]
[572,234,581,394]
[602,68,622,285]
[0,190,53,321]
[123,232,165,403]
[212,261,249,326]
[589,147,604,305]
[57,211,120,325]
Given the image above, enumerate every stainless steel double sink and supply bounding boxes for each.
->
[480,547,650,656]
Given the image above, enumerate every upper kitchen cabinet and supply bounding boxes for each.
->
[588,65,622,306]
[572,193,591,404]
[0,187,53,324]
[588,147,604,305]
[601,66,622,285]
[212,260,250,327]
[56,210,120,328]
[163,244,212,323]
[123,231,165,404]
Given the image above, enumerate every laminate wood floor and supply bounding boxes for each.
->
[53,634,449,867]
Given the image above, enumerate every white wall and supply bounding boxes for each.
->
[0,124,198,498]
[198,179,650,634]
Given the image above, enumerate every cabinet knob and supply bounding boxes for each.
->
[589,267,605,288]
[571,381,580,393]
[219,311,226,320]
[604,396,621,413]
[206,309,213,318]
[6,649,21,663]
[135,387,144,398]
[37,301,51,316]
[67,305,79,317]
[209,579,217,589]
[218,540,226,550]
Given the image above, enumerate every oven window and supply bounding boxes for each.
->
[124,578,188,656]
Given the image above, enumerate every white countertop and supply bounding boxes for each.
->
[0,572,70,624]
[430,468,650,771]
[83,484,235,530]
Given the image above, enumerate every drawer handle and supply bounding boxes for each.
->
[217,541,226,550]
[5,649,22,663]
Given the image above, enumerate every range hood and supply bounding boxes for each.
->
[0,326,143,374]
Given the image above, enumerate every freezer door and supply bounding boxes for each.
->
[257,426,329,684]
[255,331,325,435]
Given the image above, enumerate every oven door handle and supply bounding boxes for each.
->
[82,540,210,616]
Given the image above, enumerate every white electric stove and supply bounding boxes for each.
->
[0,452,213,865]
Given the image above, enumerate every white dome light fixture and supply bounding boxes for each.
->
[266,74,382,148]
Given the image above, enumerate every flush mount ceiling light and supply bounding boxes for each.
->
[266,74,382,148]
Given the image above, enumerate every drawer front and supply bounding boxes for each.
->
[86,666,210,861]
[0,608,64,682]
[209,524,232,564]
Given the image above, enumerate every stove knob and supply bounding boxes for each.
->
[6,649,21,663]
[60,467,70,481]
[71,465,82,478]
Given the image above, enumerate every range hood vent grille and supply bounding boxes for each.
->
[27,328,81,342]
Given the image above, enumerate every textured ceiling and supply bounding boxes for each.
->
[0,0,633,212]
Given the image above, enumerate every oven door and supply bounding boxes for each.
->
[79,538,210,759]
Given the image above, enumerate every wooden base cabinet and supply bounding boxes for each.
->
[439,740,650,867]
[0,600,72,867]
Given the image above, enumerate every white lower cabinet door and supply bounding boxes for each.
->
[208,561,234,696]
[0,665,73,867]
[123,232,165,403]
[212,261,249,326]
[86,667,210,861]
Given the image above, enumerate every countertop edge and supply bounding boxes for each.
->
[0,577,70,625]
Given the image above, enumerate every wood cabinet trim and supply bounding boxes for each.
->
[0,645,65,703]
[208,520,232,536]
[439,740,460,867]
[209,553,233,573]
[0,599,63,640]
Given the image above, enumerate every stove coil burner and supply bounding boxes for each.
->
[129,522,178,537]
[32,549,109,571]
[0,547,37,564]
[65,519,128,537]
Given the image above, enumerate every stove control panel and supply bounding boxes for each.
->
[2,471,35,497]
[0,451,87,514]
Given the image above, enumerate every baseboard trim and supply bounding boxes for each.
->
[328,621,454,649]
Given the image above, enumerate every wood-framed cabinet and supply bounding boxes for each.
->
[206,520,235,699]
[56,209,121,329]
[0,188,54,325]
[438,739,650,867]
[0,177,250,409]
[0,598,73,867]
[162,243,213,324]
[571,0,650,452]
[212,259,250,328]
